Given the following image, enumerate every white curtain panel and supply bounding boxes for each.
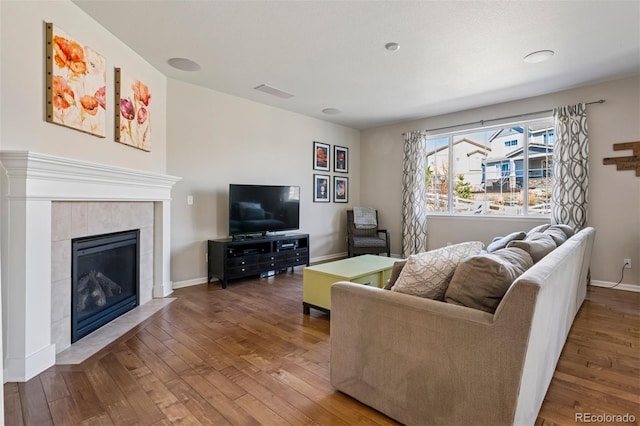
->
[402,131,429,257]
[551,103,589,231]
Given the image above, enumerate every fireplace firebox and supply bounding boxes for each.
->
[72,229,140,343]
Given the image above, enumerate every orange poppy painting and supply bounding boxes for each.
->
[46,23,106,137]
[115,68,152,152]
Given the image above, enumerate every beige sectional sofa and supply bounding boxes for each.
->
[330,226,596,426]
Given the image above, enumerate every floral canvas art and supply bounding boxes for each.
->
[46,23,106,137]
[115,68,152,151]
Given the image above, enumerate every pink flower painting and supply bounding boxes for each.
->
[115,68,152,151]
[46,23,106,137]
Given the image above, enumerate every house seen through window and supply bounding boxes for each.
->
[425,118,554,215]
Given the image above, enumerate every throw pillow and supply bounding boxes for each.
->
[390,241,484,300]
[445,247,534,314]
[507,232,556,263]
[549,224,575,239]
[383,259,407,290]
[527,223,551,236]
[486,231,527,253]
[543,226,568,246]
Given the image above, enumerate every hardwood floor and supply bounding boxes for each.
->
[4,272,639,425]
[536,285,640,425]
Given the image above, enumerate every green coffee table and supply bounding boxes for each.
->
[302,255,397,314]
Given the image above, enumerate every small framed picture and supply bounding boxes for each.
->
[334,145,348,173]
[313,174,330,202]
[334,176,348,203]
[313,141,330,171]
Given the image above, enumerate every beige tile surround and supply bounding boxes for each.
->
[51,201,155,356]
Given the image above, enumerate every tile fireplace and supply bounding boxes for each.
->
[0,151,181,382]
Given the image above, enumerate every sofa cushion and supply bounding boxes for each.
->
[445,247,534,313]
[390,241,484,300]
[353,237,388,248]
[507,232,556,263]
[383,259,407,290]
[487,231,527,253]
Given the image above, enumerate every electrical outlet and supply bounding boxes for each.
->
[187,195,194,205]
[624,258,631,269]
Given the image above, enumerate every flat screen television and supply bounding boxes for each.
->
[229,184,300,237]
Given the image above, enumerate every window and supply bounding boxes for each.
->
[425,118,554,216]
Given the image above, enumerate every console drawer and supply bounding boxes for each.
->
[227,255,261,267]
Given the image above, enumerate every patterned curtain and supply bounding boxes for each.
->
[401,131,428,257]
[551,103,589,231]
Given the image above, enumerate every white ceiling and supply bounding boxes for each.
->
[73,0,640,130]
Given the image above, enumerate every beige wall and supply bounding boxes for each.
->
[361,75,640,287]
[167,79,360,285]
[0,0,167,173]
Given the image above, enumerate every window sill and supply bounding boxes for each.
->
[426,214,550,222]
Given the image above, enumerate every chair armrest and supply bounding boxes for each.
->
[376,229,389,238]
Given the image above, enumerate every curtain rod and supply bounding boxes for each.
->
[405,99,606,135]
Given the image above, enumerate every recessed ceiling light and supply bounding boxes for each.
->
[167,57,201,71]
[523,50,555,64]
[385,42,400,52]
[322,108,341,115]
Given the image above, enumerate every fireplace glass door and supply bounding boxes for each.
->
[72,229,140,342]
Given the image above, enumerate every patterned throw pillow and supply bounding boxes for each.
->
[390,241,484,300]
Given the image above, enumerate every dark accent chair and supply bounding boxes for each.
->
[347,209,390,257]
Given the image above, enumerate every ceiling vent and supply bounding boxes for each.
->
[253,84,295,99]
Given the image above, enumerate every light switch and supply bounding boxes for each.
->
[187,195,193,205]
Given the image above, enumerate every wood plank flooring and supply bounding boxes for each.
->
[5,271,639,425]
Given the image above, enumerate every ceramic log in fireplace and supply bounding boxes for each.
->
[72,229,140,342]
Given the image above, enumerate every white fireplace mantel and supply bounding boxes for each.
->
[0,151,181,382]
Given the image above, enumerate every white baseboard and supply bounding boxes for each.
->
[311,253,402,263]
[590,280,640,292]
[172,277,209,289]
[310,252,346,263]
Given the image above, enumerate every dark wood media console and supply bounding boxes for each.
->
[207,233,310,288]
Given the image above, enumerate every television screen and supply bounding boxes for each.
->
[229,184,300,236]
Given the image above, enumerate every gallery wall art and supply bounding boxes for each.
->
[115,68,152,151]
[313,174,330,202]
[311,141,350,203]
[334,176,348,203]
[46,22,106,137]
[334,145,348,173]
[313,141,330,171]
